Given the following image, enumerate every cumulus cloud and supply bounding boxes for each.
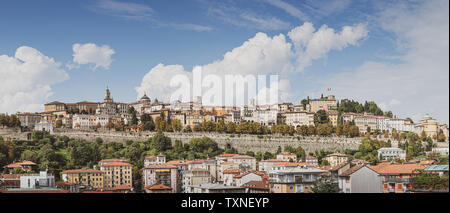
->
[136,22,367,105]
[288,22,369,72]
[0,46,69,113]
[72,43,115,70]
[324,0,449,123]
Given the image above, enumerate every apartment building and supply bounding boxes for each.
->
[378,147,407,161]
[324,153,349,167]
[61,168,104,189]
[338,165,382,193]
[143,164,180,193]
[269,167,326,193]
[283,111,314,127]
[309,95,337,113]
[369,162,426,193]
[183,168,212,193]
[100,161,133,188]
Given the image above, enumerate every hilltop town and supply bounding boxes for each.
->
[0,87,448,193]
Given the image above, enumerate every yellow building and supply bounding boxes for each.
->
[310,95,337,113]
[324,153,349,167]
[326,111,339,127]
[100,161,133,188]
[61,168,104,189]
[44,101,66,113]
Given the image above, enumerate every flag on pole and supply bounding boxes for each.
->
[327,88,331,91]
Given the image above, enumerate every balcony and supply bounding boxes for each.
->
[385,178,411,183]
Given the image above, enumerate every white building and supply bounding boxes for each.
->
[283,111,314,127]
[377,147,406,161]
[20,171,55,189]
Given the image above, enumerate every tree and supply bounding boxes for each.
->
[311,176,340,193]
[31,130,44,141]
[314,110,329,126]
[150,132,172,153]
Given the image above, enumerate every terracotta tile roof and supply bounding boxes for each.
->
[4,161,37,168]
[101,162,132,167]
[223,169,242,174]
[242,180,270,190]
[231,155,255,159]
[62,168,103,174]
[340,165,364,176]
[186,160,205,164]
[144,164,178,169]
[330,162,349,171]
[272,162,310,167]
[369,163,426,174]
[234,170,266,179]
[165,160,187,165]
[145,184,172,190]
[145,156,156,159]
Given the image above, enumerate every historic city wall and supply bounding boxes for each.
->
[51,129,363,154]
[2,128,448,153]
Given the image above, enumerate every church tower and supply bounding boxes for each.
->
[104,86,113,103]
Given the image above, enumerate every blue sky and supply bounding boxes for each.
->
[0,0,448,124]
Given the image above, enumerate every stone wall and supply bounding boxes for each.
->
[51,129,362,154]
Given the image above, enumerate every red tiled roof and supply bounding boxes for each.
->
[101,162,132,167]
[165,160,187,165]
[369,162,426,174]
[4,161,37,168]
[144,164,178,169]
[340,165,364,176]
[223,169,242,174]
[330,162,349,171]
[242,180,270,190]
[272,162,310,167]
[145,184,172,190]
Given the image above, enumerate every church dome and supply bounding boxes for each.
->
[141,93,150,100]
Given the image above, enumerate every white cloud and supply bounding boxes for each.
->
[0,46,69,113]
[136,22,367,105]
[72,43,115,70]
[288,22,369,72]
[324,0,449,123]
[207,5,291,31]
[92,0,154,20]
[265,0,309,21]
[91,0,212,32]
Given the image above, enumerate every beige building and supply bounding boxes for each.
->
[326,111,339,127]
[61,168,104,189]
[100,161,133,188]
[283,111,314,127]
[276,152,297,162]
[309,95,337,113]
[324,153,349,167]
